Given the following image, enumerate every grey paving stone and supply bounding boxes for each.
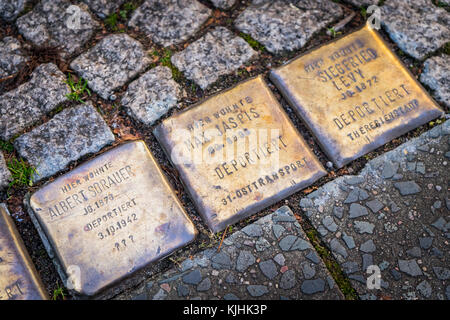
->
[0,152,12,191]
[299,120,450,299]
[118,206,343,300]
[70,34,150,100]
[343,0,378,6]
[128,0,211,47]
[381,0,450,60]
[0,37,28,79]
[16,0,99,58]
[394,181,422,196]
[122,66,181,126]
[211,0,236,10]
[420,55,450,109]
[171,27,256,89]
[82,0,126,18]
[182,269,202,285]
[0,0,27,22]
[234,0,343,54]
[349,203,369,219]
[0,63,69,141]
[14,103,115,182]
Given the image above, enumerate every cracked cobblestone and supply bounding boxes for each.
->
[118,206,343,300]
[300,120,450,300]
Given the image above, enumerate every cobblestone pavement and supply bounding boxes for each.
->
[0,0,448,300]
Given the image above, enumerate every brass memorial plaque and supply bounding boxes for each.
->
[29,141,197,296]
[154,76,326,233]
[0,204,48,300]
[270,24,444,168]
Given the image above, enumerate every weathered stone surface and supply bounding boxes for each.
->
[70,34,150,100]
[29,141,197,296]
[128,0,211,47]
[171,27,257,89]
[299,120,450,299]
[381,0,450,60]
[270,25,444,168]
[0,63,69,141]
[122,66,181,126]
[155,76,326,232]
[343,0,378,6]
[0,0,27,22]
[211,0,236,10]
[234,0,343,54]
[16,0,99,58]
[82,0,126,18]
[420,55,450,109]
[0,37,28,79]
[0,153,11,191]
[14,103,115,182]
[0,204,48,300]
[118,206,343,300]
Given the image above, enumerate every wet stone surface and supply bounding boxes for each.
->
[234,0,343,54]
[28,141,197,296]
[299,120,450,300]
[0,204,47,300]
[155,76,326,233]
[211,0,236,10]
[16,0,99,58]
[82,0,126,18]
[0,0,27,22]
[121,66,181,126]
[117,206,344,300]
[0,37,28,79]
[420,55,450,110]
[171,27,257,89]
[0,153,11,191]
[14,103,115,182]
[270,25,443,168]
[381,0,450,60]
[70,34,150,100]
[0,63,70,141]
[128,0,211,47]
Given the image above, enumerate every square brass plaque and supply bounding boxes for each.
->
[154,76,326,233]
[270,24,443,168]
[29,141,197,296]
[0,204,48,300]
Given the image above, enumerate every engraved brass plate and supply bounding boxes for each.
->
[270,24,444,168]
[0,204,48,300]
[154,76,326,233]
[29,141,197,296]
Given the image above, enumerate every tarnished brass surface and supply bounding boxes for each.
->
[154,76,326,233]
[270,24,443,168]
[29,141,197,296]
[0,204,48,300]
